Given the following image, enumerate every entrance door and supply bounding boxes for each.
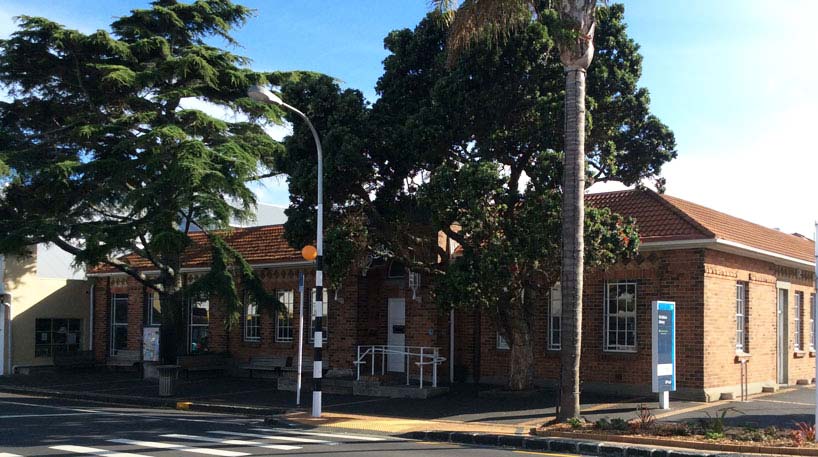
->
[777,288,789,385]
[387,298,406,372]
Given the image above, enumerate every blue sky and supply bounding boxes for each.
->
[1,1,815,235]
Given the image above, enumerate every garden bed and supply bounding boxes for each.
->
[532,405,818,455]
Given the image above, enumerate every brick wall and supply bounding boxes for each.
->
[703,250,816,394]
[460,249,706,394]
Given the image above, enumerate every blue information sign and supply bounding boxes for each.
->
[652,300,676,393]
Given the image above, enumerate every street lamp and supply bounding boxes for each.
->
[247,85,325,418]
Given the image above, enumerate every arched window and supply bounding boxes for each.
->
[387,260,406,278]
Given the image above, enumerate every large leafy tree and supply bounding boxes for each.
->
[0,0,288,362]
[278,6,675,394]
[433,0,634,419]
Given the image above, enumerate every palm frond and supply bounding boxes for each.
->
[436,0,537,66]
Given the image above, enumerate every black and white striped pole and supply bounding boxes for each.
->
[248,85,325,417]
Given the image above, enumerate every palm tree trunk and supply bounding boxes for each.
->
[558,67,586,420]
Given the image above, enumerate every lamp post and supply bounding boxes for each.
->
[247,85,325,418]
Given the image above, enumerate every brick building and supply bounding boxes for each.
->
[88,189,816,401]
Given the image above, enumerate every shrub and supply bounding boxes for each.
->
[791,422,816,446]
[701,407,741,435]
[705,431,725,440]
[567,417,584,429]
[633,404,656,432]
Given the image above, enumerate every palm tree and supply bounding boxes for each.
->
[434,0,597,420]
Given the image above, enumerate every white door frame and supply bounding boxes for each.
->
[387,298,406,372]
[777,287,789,385]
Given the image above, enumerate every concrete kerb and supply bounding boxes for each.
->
[0,384,290,417]
[402,430,720,457]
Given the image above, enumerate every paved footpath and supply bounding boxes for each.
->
[0,392,538,457]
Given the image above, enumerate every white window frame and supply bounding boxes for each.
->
[603,281,637,352]
[811,293,815,351]
[309,288,328,342]
[795,291,804,351]
[146,291,161,327]
[548,284,562,351]
[496,332,509,350]
[110,293,129,354]
[736,282,748,352]
[275,290,294,342]
[244,293,261,342]
[188,293,210,354]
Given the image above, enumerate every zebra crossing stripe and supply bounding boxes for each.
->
[107,438,249,457]
[162,434,301,451]
[208,430,328,444]
[251,427,387,442]
[50,445,146,457]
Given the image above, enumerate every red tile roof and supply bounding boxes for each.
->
[89,225,303,274]
[587,189,815,263]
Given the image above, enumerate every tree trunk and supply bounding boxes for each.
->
[558,67,587,420]
[159,274,186,364]
[507,320,534,391]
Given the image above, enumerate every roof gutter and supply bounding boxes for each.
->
[641,238,814,269]
[86,260,314,278]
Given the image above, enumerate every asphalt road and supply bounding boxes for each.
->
[0,392,533,457]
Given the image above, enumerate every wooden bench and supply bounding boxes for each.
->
[54,350,95,369]
[239,356,287,378]
[282,357,314,374]
[178,353,230,379]
[107,349,141,369]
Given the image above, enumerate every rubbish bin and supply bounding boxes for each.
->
[157,365,180,397]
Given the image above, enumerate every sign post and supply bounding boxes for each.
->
[296,271,305,406]
[652,300,676,410]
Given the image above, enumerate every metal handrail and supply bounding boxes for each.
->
[354,345,446,388]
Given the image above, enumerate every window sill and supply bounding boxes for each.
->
[241,340,261,348]
[794,350,807,358]
[735,351,751,363]
[810,350,816,358]
[603,349,638,355]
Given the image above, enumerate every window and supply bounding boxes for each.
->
[275,290,294,342]
[244,293,260,342]
[736,282,748,352]
[146,291,161,326]
[35,318,82,357]
[811,294,815,350]
[111,293,129,353]
[549,284,562,351]
[309,288,328,342]
[497,333,509,350]
[604,281,637,352]
[795,291,804,351]
[387,260,406,278]
[189,294,210,354]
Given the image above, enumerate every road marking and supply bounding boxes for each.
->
[755,398,814,406]
[162,434,301,451]
[108,438,249,457]
[0,412,97,419]
[0,453,22,457]
[209,430,328,444]
[50,445,146,457]
[252,427,387,441]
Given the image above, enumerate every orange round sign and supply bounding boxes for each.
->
[301,245,318,261]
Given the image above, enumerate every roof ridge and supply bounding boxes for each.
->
[661,194,813,244]
[641,189,716,239]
